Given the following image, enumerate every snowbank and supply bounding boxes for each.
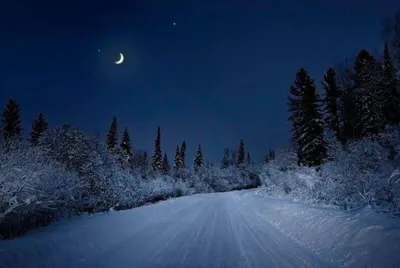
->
[248,190,400,267]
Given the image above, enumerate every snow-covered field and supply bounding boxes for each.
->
[0,189,399,268]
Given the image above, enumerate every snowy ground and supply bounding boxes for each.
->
[0,190,399,268]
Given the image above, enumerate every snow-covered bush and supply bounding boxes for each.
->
[0,123,263,239]
[259,136,400,215]
[38,125,119,212]
[316,139,394,209]
[0,142,83,238]
[201,165,260,192]
[259,160,316,200]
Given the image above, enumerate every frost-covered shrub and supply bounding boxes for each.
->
[258,135,400,215]
[259,160,316,200]
[38,125,118,212]
[271,147,298,171]
[316,138,394,210]
[0,123,263,239]
[138,175,193,203]
[201,165,260,192]
[0,142,83,238]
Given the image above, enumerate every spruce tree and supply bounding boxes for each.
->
[194,144,204,172]
[246,152,252,166]
[287,74,303,153]
[180,141,187,168]
[288,68,326,166]
[120,127,132,157]
[382,42,400,124]
[322,68,342,139]
[151,125,163,172]
[141,152,149,172]
[237,140,245,168]
[1,98,23,140]
[221,148,230,168]
[173,145,182,170]
[263,153,269,164]
[107,117,118,154]
[269,149,275,160]
[353,49,385,137]
[382,11,400,68]
[162,153,170,174]
[264,149,275,163]
[30,112,48,145]
[336,62,359,141]
[230,150,237,166]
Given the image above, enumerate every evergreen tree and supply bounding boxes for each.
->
[263,153,269,164]
[288,68,326,166]
[30,112,48,145]
[382,11,400,68]
[173,145,183,170]
[353,49,385,137]
[287,73,303,153]
[141,152,149,173]
[322,68,342,139]
[1,98,23,140]
[237,140,245,168]
[162,153,170,174]
[180,141,187,168]
[120,127,132,157]
[269,149,275,160]
[264,149,275,164]
[382,42,400,124]
[221,148,230,168]
[335,58,359,140]
[107,117,118,154]
[194,144,204,172]
[143,152,148,165]
[152,126,163,172]
[246,152,252,166]
[230,150,237,166]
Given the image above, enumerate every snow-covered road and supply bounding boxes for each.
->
[1,190,399,268]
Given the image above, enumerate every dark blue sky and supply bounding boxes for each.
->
[0,1,399,163]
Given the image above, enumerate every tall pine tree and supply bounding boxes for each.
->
[237,140,245,168]
[287,73,303,154]
[221,148,230,168]
[353,49,385,137]
[382,42,400,124]
[173,145,183,171]
[288,68,326,166]
[30,112,48,145]
[322,68,342,140]
[246,152,252,166]
[141,152,149,173]
[162,153,170,174]
[269,149,275,160]
[151,126,163,172]
[120,127,132,157]
[1,98,23,140]
[194,144,204,172]
[107,117,118,154]
[263,153,269,164]
[180,141,187,168]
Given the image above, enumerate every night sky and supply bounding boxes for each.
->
[1,1,399,163]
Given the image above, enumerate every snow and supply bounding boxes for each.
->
[250,189,400,267]
[1,189,399,268]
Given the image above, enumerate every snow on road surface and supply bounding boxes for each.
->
[0,190,399,268]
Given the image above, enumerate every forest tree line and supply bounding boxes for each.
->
[287,42,400,167]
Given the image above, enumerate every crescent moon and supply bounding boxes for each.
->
[115,53,124,64]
